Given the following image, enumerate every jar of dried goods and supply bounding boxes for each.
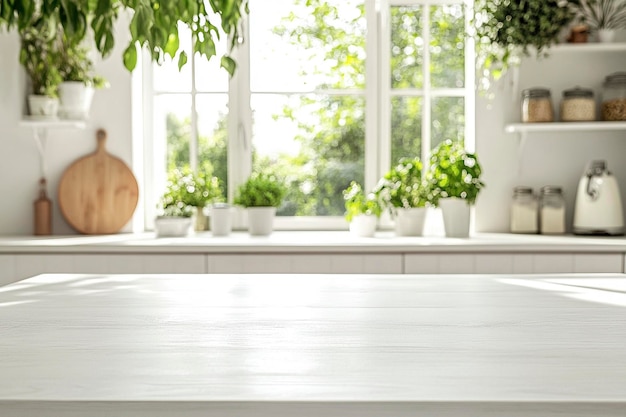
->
[522,88,554,123]
[539,186,566,235]
[602,72,626,121]
[561,87,596,121]
[510,186,538,234]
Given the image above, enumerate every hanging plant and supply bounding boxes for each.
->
[0,0,249,75]
[472,0,577,91]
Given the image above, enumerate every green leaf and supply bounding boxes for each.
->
[164,32,180,58]
[220,55,236,76]
[123,43,138,71]
[177,50,188,70]
[103,32,114,57]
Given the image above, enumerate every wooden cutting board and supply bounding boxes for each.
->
[58,129,139,234]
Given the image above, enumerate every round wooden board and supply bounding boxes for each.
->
[58,129,139,234]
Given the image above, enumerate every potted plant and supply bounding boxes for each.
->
[155,167,222,236]
[572,0,626,42]
[155,176,194,238]
[343,181,383,238]
[166,167,222,231]
[472,0,576,91]
[427,140,484,238]
[56,35,108,120]
[375,157,430,236]
[19,21,62,118]
[234,173,286,236]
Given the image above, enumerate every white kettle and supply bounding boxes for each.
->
[573,160,624,235]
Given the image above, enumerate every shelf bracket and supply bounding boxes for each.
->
[516,131,527,176]
[32,127,48,179]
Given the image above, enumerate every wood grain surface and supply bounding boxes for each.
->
[58,129,138,234]
[0,273,625,417]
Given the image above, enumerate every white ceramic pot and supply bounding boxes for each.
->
[58,82,94,120]
[247,207,276,236]
[394,207,428,236]
[597,29,616,43]
[349,214,378,237]
[154,216,192,237]
[28,95,59,118]
[210,203,232,237]
[439,197,470,238]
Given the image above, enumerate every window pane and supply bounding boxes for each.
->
[431,97,464,150]
[391,6,423,89]
[155,95,192,171]
[391,96,423,164]
[251,93,365,216]
[195,55,229,93]
[154,25,192,92]
[430,4,465,88]
[196,94,229,195]
[249,0,366,92]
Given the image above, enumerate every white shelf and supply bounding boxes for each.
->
[505,121,626,134]
[549,42,626,53]
[19,117,87,180]
[19,118,86,129]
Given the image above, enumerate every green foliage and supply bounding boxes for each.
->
[573,0,626,30]
[343,181,383,222]
[375,157,429,211]
[19,19,62,97]
[426,140,484,206]
[234,173,286,208]
[1,0,249,75]
[160,167,222,217]
[472,1,576,90]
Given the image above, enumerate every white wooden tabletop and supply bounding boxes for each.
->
[1,273,625,417]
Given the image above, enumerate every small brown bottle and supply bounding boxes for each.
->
[34,177,52,236]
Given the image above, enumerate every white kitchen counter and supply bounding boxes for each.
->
[1,273,625,417]
[0,231,626,253]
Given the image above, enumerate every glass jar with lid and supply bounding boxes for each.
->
[539,186,566,235]
[561,87,596,121]
[522,88,554,123]
[601,72,626,121]
[510,186,538,234]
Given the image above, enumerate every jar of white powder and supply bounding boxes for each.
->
[561,87,596,121]
[539,186,566,235]
[510,186,538,234]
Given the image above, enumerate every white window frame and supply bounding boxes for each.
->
[141,0,474,232]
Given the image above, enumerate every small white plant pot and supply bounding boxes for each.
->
[28,95,59,118]
[210,203,232,237]
[58,82,94,120]
[394,207,428,236]
[597,29,616,43]
[247,207,276,236]
[154,216,192,238]
[439,197,470,238]
[349,214,378,237]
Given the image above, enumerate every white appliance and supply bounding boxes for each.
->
[573,160,624,235]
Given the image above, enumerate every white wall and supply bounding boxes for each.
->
[1,21,625,235]
[475,44,626,232]
[0,17,133,235]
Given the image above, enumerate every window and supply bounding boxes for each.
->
[144,0,474,230]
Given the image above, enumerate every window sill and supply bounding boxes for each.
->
[0,232,625,254]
